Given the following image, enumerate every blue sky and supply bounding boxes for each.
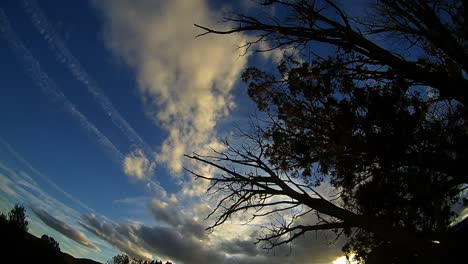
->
[0,0,347,263]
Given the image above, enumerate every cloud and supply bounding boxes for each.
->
[149,199,205,239]
[33,208,100,252]
[22,0,154,157]
[81,197,346,264]
[0,160,115,261]
[81,214,154,260]
[85,1,346,262]
[0,9,124,164]
[123,149,156,180]
[94,0,250,175]
[218,238,258,257]
[80,213,258,263]
[0,136,94,213]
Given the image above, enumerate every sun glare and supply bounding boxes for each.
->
[332,254,357,264]
[333,256,347,264]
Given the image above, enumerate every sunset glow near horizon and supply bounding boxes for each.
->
[0,0,353,263]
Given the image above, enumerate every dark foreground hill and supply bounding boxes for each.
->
[0,220,101,264]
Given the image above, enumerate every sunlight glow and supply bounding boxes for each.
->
[332,254,358,264]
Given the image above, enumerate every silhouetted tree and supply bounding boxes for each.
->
[0,212,7,224]
[107,254,130,264]
[190,0,466,263]
[107,254,160,264]
[8,204,29,232]
[41,234,60,252]
[0,205,67,263]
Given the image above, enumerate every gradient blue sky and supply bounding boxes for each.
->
[0,1,350,263]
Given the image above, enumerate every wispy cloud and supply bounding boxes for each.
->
[33,208,100,252]
[0,161,110,260]
[22,0,154,157]
[0,137,129,262]
[0,9,123,163]
[94,0,250,176]
[0,136,94,213]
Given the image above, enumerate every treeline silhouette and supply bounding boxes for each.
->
[0,204,175,264]
[107,254,173,264]
[0,204,99,264]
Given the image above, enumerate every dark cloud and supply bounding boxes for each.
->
[33,208,100,251]
[138,225,225,263]
[148,199,206,239]
[149,200,184,227]
[80,213,226,263]
[219,239,258,257]
[80,214,148,259]
[80,210,344,264]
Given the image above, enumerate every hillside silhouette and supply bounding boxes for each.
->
[0,204,100,264]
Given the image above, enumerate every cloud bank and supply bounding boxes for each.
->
[81,201,262,264]
[80,197,344,264]
[34,208,100,252]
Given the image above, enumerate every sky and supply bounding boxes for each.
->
[0,0,349,263]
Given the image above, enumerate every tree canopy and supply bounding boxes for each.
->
[7,204,29,232]
[189,0,466,263]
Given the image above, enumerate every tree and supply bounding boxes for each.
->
[0,212,7,224]
[189,0,466,263]
[41,234,60,252]
[107,254,130,264]
[8,204,29,232]
[107,254,162,264]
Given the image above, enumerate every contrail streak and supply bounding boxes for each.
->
[0,9,124,164]
[22,0,154,157]
[0,136,95,213]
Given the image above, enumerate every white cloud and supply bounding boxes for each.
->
[123,149,156,180]
[95,0,250,175]
[22,0,154,156]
